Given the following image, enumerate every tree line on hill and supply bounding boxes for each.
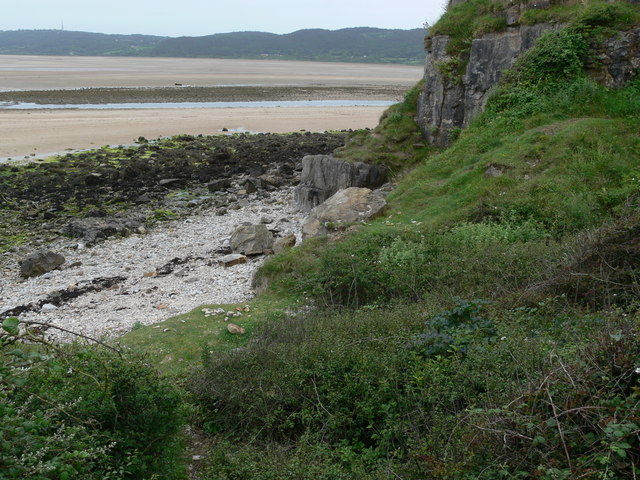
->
[0,27,426,64]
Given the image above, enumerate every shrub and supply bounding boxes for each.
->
[0,331,187,480]
[466,318,640,479]
[189,305,423,460]
[409,298,496,358]
[503,29,588,90]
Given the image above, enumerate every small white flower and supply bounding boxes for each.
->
[500,336,507,341]
[67,367,73,374]
[635,367,640,374]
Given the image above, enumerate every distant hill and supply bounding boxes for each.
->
[151,28,426,63]
[0,28,426,64]
[0,30,164,56]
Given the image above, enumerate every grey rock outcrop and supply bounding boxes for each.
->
[293,155,387,211]
[589,26,640,88]
[230,224,274,255]
[19,250,66,278]
[417,23,556,147]
[302,187,387,238]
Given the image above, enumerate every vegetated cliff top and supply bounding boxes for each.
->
[426,0,640,55]
[0,27,426,64]
[414,0,640,146]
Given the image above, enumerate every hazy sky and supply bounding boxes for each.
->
[3,0,447,37]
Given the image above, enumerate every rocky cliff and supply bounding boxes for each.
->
[417,7,558,147]
[417,0,640,146]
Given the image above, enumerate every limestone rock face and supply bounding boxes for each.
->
[302,187,387,238]
[417,23,555,147]
[417,0,640,148]
[20,250,65,278]
[230,224,274,255]
[293,155,387,211]
[589,26,640,88]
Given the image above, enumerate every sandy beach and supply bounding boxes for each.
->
[0,55,422,159]
[0,106,387,159]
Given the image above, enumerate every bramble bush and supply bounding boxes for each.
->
[190,300,640,478]
[0,318,187,480]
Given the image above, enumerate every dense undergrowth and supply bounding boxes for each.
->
[0,333,187,479]
[193,4,640,478]
[2,1,640,478]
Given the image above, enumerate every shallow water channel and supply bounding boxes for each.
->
[0,99,395,110]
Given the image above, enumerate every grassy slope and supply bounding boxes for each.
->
[120,2,640,478]
[119,297,292,376]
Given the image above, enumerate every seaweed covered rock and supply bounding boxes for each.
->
[64,215,145,244]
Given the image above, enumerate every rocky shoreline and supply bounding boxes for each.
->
[0,186,303,341]
[0,131,347,256]
[0,132,348,340]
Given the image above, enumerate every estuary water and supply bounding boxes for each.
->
[0,99,395,110]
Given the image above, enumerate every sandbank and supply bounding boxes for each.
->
[0,55,422,90]
[0,106,388,159]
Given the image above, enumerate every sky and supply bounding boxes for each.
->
[3,0,447,37]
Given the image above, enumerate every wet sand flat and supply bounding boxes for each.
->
[0,55,422,90]
[0,56,422,159]
[0,106,388,159]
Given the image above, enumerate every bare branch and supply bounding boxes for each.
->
[18,319,121,354]
[546,386,573,474]
[468,423,533,442]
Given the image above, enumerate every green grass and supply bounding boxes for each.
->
[391,116,640,228]
[427,0,506,57]
[254,75,640,314]
[333,81,430,173]
[118,295,294,376]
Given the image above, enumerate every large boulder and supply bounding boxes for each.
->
[230,225,274,255]
[293,155,387,211]
[302,187,387,238]
[19,250,65,278]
